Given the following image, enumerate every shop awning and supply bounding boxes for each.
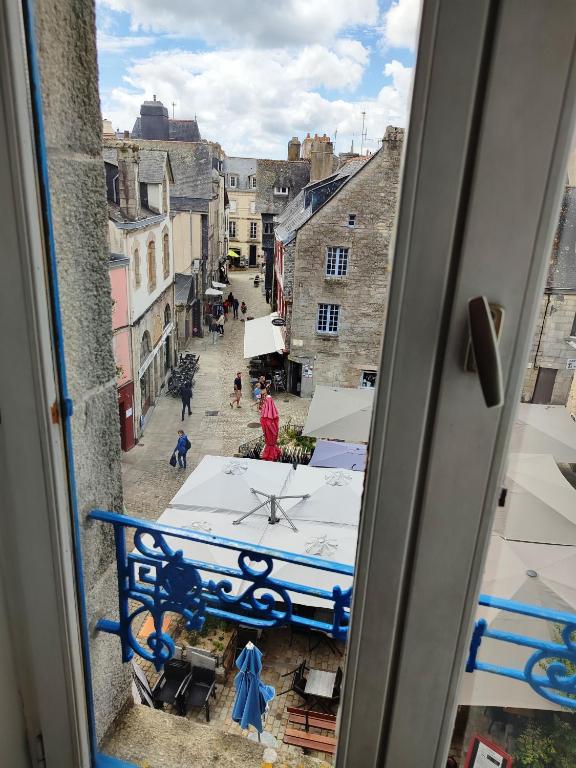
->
[303,386,374,442]
[228,250,241,259]
[243,313,285,359]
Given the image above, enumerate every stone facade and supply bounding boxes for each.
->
[33,0,130,742]
[224,156,260,267]
[288,128,404,396]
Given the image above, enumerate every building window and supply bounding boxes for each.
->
[571,312,576,336]
[360,370,377,388]
[274,186,289,195]
[164,304,171,328]
[162,233,170,279]
[229,220,236,238]
[250,201,256,214]
[250,176,257,189]
[228,175,238,188]
[264,222,274,235]
[250,222,257,239]
[134,247,141,288]
[317,303,340,334]
[348,214,357,227]
[326,246,349,277]
[229,200,237,213]
[147,239,156,292]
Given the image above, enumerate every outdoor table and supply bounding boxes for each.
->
[304,668,336,712]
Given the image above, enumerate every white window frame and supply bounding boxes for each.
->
[249,175,257,189]
[250,221,257,239]
[228,174,238,188]
[274,186,289,195]
[4,2,576,767]
[325,246,349,277]
[317,303,339,334]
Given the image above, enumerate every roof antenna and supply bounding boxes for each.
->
[360,111,367,156]
[172,101,176,119]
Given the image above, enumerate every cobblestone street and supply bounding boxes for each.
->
[121,269,311,520]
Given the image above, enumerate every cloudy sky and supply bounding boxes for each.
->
[96,0,420,158]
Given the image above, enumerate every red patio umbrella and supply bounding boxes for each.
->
[260,395,281,462]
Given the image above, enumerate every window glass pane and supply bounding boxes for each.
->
[446,137,576,768]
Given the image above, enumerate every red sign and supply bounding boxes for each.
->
[464,734,512,768]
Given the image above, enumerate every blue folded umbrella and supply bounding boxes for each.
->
[232,642,275,733]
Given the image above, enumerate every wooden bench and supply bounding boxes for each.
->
[283,707,337,754]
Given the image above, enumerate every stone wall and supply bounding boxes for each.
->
[289,129,403,395]
[521,293,576,403]
[34,0,130,742]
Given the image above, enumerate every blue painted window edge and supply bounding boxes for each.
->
[96,753,138,768]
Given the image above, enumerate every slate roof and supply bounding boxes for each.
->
[131,117,201,142]
[163,143,216,199]
[256,159,311,215]
[107,201,165,228]
[171,196,210,213]
[274,154,375,244]
[102,146,173,184]
[223,156,258,191]
[548,186,576,290]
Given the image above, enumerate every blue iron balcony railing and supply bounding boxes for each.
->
[89,510,351,671]
[467,594,576,709]
[90,510,576,708]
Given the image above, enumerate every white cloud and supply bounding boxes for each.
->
[97,32,155,52]
[100,46,413,158]
[382,0,420,51]
[97,0,380,48]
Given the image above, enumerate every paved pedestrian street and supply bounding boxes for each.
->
[121,269,311,520]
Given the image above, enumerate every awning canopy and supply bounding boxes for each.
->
[205,288,223,297]
[228,250,241,259]
[243,313,285,359]
[212,281,227,289]
[303,386,374,443]
[309,440,367,471]
[510,403,576,461]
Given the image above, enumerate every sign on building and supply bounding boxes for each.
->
[566,359,576,370]
[464,735,512,767]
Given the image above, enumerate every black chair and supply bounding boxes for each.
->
[131,660,191,713]
[278,660,310,703]
[154,658,192,711]
[183,662,217,721]
[328,666,343,712]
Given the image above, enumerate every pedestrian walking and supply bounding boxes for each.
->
[217,313,225,335]
[180,381,192,421]
[240,300,247,320]
[223,300,230,321]
[231,371,242,408]
[173,429,191,469]
[227,291,234,305]
[233,297,239,319]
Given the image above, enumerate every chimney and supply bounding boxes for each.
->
[117,144,141,221]
[301,132,313,160]
[310,135,334,183]
[288,136,301,161]
[140,96,169,140]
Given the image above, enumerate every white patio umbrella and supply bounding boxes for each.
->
[205,288,223,297]
[459,535,576,709]
[509,403,576,461]
[212,281,227,289]
[493,453,576,545]
[302,386,374,442]
[309,439,367,471]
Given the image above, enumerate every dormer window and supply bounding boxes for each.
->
[228,175,238,188]
[348,214,357,227]
[274,186,289,196]
[250,176,257,189]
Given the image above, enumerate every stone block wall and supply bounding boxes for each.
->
[34,0,130,743]
[289,130,403,395]
[521,293,576,403]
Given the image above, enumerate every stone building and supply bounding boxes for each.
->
[522,186,576,405]
[131,95,201,142]
[224,156,260,267]
[275,126,404,396]
[103,143,176,438]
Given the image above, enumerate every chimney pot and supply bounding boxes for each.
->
[123,130,130,139]
[117,145,141,222]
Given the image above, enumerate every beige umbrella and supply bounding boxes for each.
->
[493,453,576,545]
[459,535,576,709]
[509,403,576,461]
[302,386,374,442]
